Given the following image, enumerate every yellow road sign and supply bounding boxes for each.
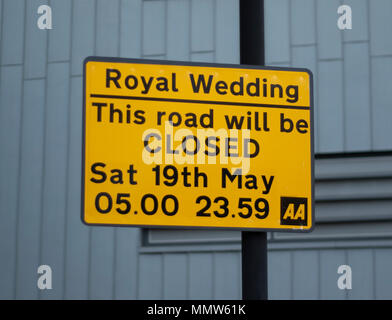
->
[82,57,314,232]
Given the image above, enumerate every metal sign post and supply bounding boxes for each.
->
[240,0,268,300]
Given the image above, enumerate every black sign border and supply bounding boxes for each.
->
[81,56,315,233]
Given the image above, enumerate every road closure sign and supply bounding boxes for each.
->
[82,57,314,232]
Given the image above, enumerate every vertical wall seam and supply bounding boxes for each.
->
[0,0,3,65]
[366,0,373,150]
[63,0,74,300]
[117,0,121,53]
[238,251,241,299]
[140,0,144,57]
[112,228,116,300]
[14,0,27,299]
[87,0,98,301]
[288,0,292,67]
[344,249,348,300]
[164,0,168,60]
[188,0,192,60]
[161,253,165,299]
[314,0,320,152]
[135,255,140,299]
[38,0,50,301]
[186,252,189,299]
[135,229,142,300]
[340,0,346,152]
[211,252,216,299]
[290,251,294,299]
[212,0,216,62]
[135,0,144,301]
[317,250,320,299]
[372,249,376,299]
[112,0,122,300]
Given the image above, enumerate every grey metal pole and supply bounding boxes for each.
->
[239,0,268,300]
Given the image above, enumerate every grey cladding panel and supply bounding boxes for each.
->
[213,252,241,299]
[189,253,213,299]
[114,228,139,299]
[268,251,292,299]
[264,0,290,64]
[342,0,368,42]
[318,60,344,152]
[48,0,71,62]
[167,0,190,61]
[120,0,142,58]
[343,43,371,152]
[371,57,392,150]
[347,249,374,299]
[374,249,392,299]
[1,0,24,65]
[64,76,90,299]
[71,0,95,75]
[89,227,115,299]
[215,0,239,64]
[96,0,120,57]
[24,0,47,79]
[316,0,342,60]
[292,251,319,299]
[0,66,23,299]
[15,79,45,300]
[290,0,316,46]
[163,253,188,299]
[40,62,69,299]
[370,0,392,56]
[191,0,214,52]
[138,254,163,299]
[147,228,241,245]
[319,250,346,300]
[143,0,165,56]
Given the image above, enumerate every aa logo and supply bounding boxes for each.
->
[280,197,308,226]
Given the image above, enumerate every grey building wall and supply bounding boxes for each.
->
[265,0,392,153]
[0,0,391,300]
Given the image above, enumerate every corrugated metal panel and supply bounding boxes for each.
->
[138,254,163,299]
[374,249,392,299]
[0,65,23,299]
[25,0,48,79]
[188,253,214,299]
[1,0,25,65]
[371,57,392,150]
[48,0,71,62]
[213,252,241,299]
[265,0,392,153]
[319,250,347,299]
[16,79,45,299]
[65,76,90,299]
[0,0,240,300]
[268,251,291,299]
[144,154,392,299]
[0,0,392,301]
[347,249,374,299]
[40,62,69,299]
[163,253,188,299]
[292,251,319,299]
[167,0,189,60]
[71,0,95,76]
